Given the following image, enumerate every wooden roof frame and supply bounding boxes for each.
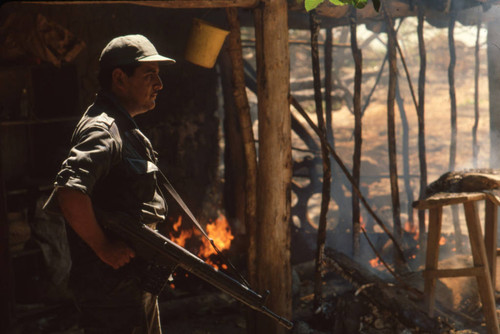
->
[24,0,260,8]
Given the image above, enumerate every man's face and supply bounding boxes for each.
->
[120,62,163,116]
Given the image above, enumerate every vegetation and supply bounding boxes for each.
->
[303,0,380,12]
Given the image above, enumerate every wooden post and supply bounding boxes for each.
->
[350,8,362,257]
[383,5,403,268]
[0,147,11,330]
[463,201,499,334]
[253,0,292,332]
[424,207,442,317]
[473,20,481,167]
[416,0,428,258]
[487,19,500,168]
[225,7,258,286]
[395,80,414,227]
[448,5,464,253]
[309,10,332,310]
[225,8,260,332]
[448,0,458,172]
[484,200,498,289]
[219,50,247,237]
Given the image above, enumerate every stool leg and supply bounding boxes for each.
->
[485,200,498,291]
[424,207,442,317]
[464,201,499,334]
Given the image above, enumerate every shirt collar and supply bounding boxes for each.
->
[98,90,139,128]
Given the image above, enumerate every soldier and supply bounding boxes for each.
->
[44,34,175,334]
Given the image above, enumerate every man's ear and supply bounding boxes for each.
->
[111,68,127,91]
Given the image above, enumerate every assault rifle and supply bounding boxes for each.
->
[98,211,293,330]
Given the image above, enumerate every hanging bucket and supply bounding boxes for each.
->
[185,18,230,69]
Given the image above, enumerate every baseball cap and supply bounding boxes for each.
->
[99,34,175,68]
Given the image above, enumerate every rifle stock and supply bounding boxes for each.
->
[99,212,293,330]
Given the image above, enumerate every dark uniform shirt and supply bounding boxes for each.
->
[45,91,167,289]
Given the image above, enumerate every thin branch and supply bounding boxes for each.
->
[350,8,363,258]
[309,10,332,310]
[290,96,407,263]
[473,20,482,167]
[382,1,403,269]
[416,0,428,256]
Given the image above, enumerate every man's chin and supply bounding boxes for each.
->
[144,102,156,112]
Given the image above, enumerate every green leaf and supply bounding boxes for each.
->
[305,0,324,11]
[305,0,378,11]
[353,0,368,8]
[329,0,347,5]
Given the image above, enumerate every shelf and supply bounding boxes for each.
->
[0,116,79,127]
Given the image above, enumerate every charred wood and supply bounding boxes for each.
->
[425,169,500,202]
[323,248,457,333]
[426,170,500,195]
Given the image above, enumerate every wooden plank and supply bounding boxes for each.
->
[484,200,498,290]
[413,192,487,210]
[423,267,485,278]
[463,201,500,334]
[23,0,260,8]
[424,207,442,317]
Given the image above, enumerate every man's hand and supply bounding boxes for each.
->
[57,187,135,269]
[94,238,136,269]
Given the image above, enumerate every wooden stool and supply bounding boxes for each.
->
[413,192,499,334]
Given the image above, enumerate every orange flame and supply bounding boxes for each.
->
[360,216,366,230]
[369,257,383,269]
[169,214,233,270]
[200,215,234,269]
[439,236,446,246]
[169,216,193,247]
[404,221,419,241]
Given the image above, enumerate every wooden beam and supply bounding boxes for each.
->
[22,0,260,8]
[254,0,292,333]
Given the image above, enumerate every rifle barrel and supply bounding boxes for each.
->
[103,215,293,330]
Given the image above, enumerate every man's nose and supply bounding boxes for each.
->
[155,75,163,90]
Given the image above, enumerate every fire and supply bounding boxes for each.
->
[360,216,366,230]
[439,236,446,246]
[169,214,233,270]
[369,257,383,269]
[200,215,234,270]
[404,221,419,241]
[169,216,193,247]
